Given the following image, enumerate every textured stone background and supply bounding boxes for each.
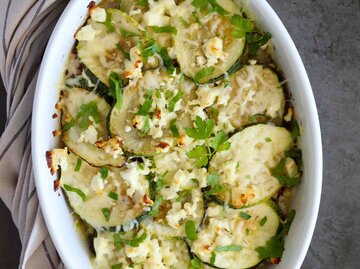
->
[1,0,360,268]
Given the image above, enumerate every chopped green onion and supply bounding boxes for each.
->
[74,158,82,172]
[63,184,87,201]
[185,220,197,240]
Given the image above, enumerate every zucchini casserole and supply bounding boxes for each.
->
[46,0,303,268]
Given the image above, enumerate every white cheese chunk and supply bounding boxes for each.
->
[90,7,107,23]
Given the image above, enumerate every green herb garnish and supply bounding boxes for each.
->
[240,212,251,220]
[63,184,87,201]
[170,119,180,138]
[111,263,123,269]
[140,39,158,63]
[135,0,148,7]
[109,72,124,109]
[102,208,111,221]
[62,117,75,131]
[99,167,109,179]
[120,28,139,38]
[158,47,176,75]
[210,252,216,265]
[113,232,147,249]
[74,158,82,172]
[272,158,301,187]
[231,14,253,38]
[136,90,153,116]
[214,245,243,252]
[77,101,100,128]
[139,115,150,136]
[185,220,197,240]
[246,32,272,57]
[265,137,272,142]
[116,43,130,60]
[151,25,177,34]
[186,145,209,167]
[102,12,115,32]
[259,216,267,226]
[168,90,183,112]
[176,190,190,202]
[190,257,203,269]
[194,67,215,84]
[210,131,231,151]
[185,116,214,140]
[149,195,164,217]
[108,191,118,201]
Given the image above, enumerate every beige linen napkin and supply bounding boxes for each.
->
[0,0,69,268]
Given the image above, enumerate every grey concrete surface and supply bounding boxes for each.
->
[0,0,360,268]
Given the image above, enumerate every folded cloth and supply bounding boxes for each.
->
[0,0,69,268]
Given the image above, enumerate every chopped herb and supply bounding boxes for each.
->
[139,115,150,136]
[120,28,139,38]
[99,167,109,179]
[62,117,75,131]
[185,220,197,240]
[185,116,215,140]
[214,245,243,252]
[113,232,147,249]
[186,144,209,168]
[208,0,228,15]
[135,0,148,7]
[102,12,115,32]
[210,252,216,265]
[205,173,226,195]
[210,131,231,151]
[265,137,272,142]
[116,43,130,60]
[191,178,200,185]
[278,210,296,238]
[165,90,174,99]
[191,0,208,10]
[291,120,300,140]
[176,190,190,202]
[205,184,226,196]
[111,263,123,269]
[246,228,250,236]
[259,216,268,226]
[194,67,215,84]
[140,39,158,63]
[138,162,145,170]
[63,184,87,201]
[155,89,161,99]
[224,80,230,88]
[231,14,253,39]
[158,47,176,75]
[255,236,284,260]
[208,107,219,118]
[190,258,203,269]
[149,195,163,216]
[170,119,180,138]
[109,72,124,109]
[77,101,100,128]
[151,25,177,34]
[136,91,153,116]
[168,90,183,112]
[272,158,301,187]
[179,17,189,27]
[108,191,118,201]
[74,158,82,172]
[246,32,272,57]
[240,212,251,220]
[207,173,220,186]
[102,208,111,221]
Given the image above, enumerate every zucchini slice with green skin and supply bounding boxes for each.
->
[109,69,196,155]
[191,202,280,269]
[174,1,245,83]
[48,150,152,229]
[60,87,126,167]
[209,124,293,208]
[93,229,191,269]
[76,8,144,85]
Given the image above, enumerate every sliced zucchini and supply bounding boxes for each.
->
[209,124,293,208]
[191,202,280,269]
[76,8,144,85]
[217,65,285,129]
[109,69,195,155]
[49,150,151,229]
[174,0,245,83]
[60,87,125,167]
[93,229,191,269]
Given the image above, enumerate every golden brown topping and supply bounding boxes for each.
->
[52,130,62,137]
[53,179,61,192]
[155,142,170,149]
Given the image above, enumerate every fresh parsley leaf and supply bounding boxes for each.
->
[259,216,268,226]
[120,28,139,38]
[204,184,226,196]
[102,12,115,32]
[272,158,301,187]
[108,191,118,201]
[191,0,208,10]
[116,43,130,60]
[77,101,100,128]
[240,212,251,220]
[176,190,190,202]
[210,131,231,151]
[255,236,284,260]
[109,72,124,109]
[99,167,109,179]
[278,210,296,238]
[185,220,197,240]
[111,263,123,269]
[170,119,180,138]
[136,91,153,116]
[290,120,300,140]
[141,39,158,63]
[214,245,243,252]
[158,47,176,75]
[139,115,151,136]
[63,184,87,201]
[208,0,228,15]
[149,195,163,217]
[185,116,215,140]
[190,257,203,269]
[231,14,253,31]
[194,67,215,83]
[62,117,75,131]
[168,90,183,112]
[135,0,148,7]
[246,32,272,57]
[151,25,177,34]
[208,107,219,118]
[210,252,216,265]
[186,145,209,168]
[102,208,111,221]
[113,232,147,249]
[179,17,189,27]
[74,158,82,172]
[207,173,220,186]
